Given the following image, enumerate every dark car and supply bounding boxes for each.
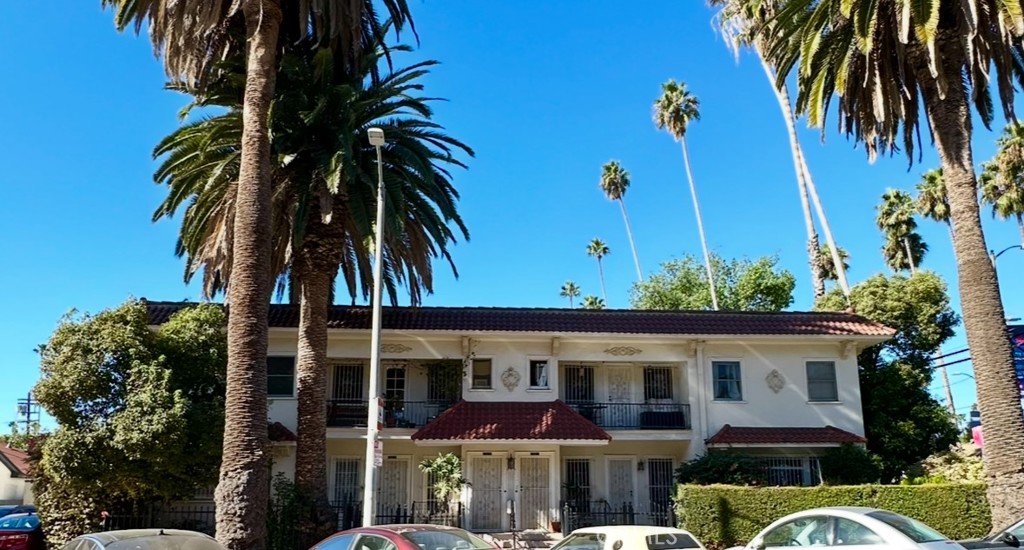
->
[0,512,44,550]
[60,530,226,550]
[312,524,498,550]
[0,507,36,520]
[960,519,1024,550]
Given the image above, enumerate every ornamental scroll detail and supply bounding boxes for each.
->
[765,369,785,394]
[501,367,521,391]
[381,343,412,353]
[603,346,642,356]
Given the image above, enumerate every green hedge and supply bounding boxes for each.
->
[676,484,990,549]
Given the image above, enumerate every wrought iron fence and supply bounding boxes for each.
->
[374,502,462,527]
[326,400,454,428]
[102,503,216,535]
[563,402,691,429]
[561,501,676,534]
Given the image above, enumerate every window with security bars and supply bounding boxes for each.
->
[756,456,822,486]
[427,363,460,402]
[424,470,441,512]
[563,458,591,506]
[647,458,674,506]
[333,458,361,505]
[563,365,595,403]
[332,363,364,401]
[644,367,673,401]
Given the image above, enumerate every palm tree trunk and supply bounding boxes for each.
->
[759,50,826,301]
[933,351,957,418]
[679,137,719,310]
[903,236,918,274]
[1017,213,1024,247]
[618,198,643,282]
[798,147,852,301]
[920,44,1024,530]
[216,1,281,548]
[597,258,607,302]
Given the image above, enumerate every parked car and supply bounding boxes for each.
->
[553,526,706,550]
[732,508,965,550]
[0,507,36,519]
[311,524,498,550]
[0,512,44,550]
[59,529,225,550]
[960,518,1024,549]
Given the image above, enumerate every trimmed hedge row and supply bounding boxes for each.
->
[676,484,991,549]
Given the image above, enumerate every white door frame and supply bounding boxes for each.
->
[604,455,637,510]
[380,454,413,512]
[514,451,556,531]
[465,451,507,531]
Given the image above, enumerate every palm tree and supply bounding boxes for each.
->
[714,0,851,303]
[744,0,1024,524]
[581,296,605,310]
[154,44,469,531]
[600,161,643,281]
[586,239,610,301]
[560,281,581,308]
[983,124,1024,245]
[877,189,922,274]
[653,80,718,311]
[816,244,849,283]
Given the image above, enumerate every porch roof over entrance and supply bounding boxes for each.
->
[411,400,612,443]
[706,424,866,447]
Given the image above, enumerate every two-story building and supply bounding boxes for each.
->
[148,302,892,533]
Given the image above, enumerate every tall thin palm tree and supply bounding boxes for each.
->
[877,189,922,274]
[984,124,1024,246]
[600,161,643,281]
[581,296,605,310]
[816,244,849,283]
[742,0,1024,524]
[560,281,581,308]
[653,80,718,311]
[586,238,610,301]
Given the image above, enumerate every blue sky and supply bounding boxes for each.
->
[2,1,1021,429]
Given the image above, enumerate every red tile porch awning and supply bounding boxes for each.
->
[411,400,612,443]
[706,424,866,447]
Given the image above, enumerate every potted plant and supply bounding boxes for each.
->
[384,395,403,427]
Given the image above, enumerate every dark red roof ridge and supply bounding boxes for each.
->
[412,400,611,442]
[706,424,866,445]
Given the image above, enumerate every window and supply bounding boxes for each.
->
[332,458,361,505]
[755,456,822,486]
[384,365,406,404]
[647,458,675,507]
[712,361,742,401]
[316,534,356,550]
[563,364,595,402]
[332,363,364,401]
[402,530,493,550]
[553,533,605,550]
[563,458,591,506]
[646,534,702,550]
[762,516,830,547]
[471,359,492,389]
[354,535,397,550]
[807,361,838,402]
[267,356,295,397]
[834,518,884,546]
[427,362,460,402]
[644,367,674,400]
[866,511,947,543]
[530,359,550,388]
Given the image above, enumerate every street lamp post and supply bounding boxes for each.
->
[990,244,1023,268]
[362,127,387,527]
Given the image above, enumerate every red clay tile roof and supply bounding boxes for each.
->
[144,301,893,338]
[412,400,611,442]
[269,422,297,442]
[0,445,31,477]
[706,425,866,446]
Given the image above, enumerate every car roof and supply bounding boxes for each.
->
[796,507,882,515]
[573,526,698,536]
[77,530,216,545]
[354,525,468,533]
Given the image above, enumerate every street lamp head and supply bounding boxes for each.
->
[368,127,386,146]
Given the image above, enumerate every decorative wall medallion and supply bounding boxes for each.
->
[381,343,412,354]
[604,346,642,356]
[501,367,521,391]
[765,369,785,393]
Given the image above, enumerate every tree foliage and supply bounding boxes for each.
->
[631,253,794,311]
[819,444,881,485]
[674,453,766,486]
[418,453,468,511]
[32,300,226,545]
[817,273,959,480]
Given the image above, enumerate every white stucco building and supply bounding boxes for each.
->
[148,302,892,533]
[0,445,33,505]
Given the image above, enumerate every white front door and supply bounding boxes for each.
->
[607,457,635,510]
[516,454,551,530]
[378,457,409,515]
[470,456,505,531]
[606,365,633,427]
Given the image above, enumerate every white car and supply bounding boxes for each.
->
[553,525,707,550]
[733,507,966,550]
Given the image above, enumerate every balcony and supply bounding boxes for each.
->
[565,402,691,430]
[326,399,454,428]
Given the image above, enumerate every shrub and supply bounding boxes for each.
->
[903,444,984,485]
[675,453,766,486]
[819,444,881,485]
[676,483,990,549]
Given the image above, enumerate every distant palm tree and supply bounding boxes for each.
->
[600,161,643,281]
[916,168,959,261]
[586,239,611,301]
[877,189,922,274]
[816,244,849,283]
[983,124,1024,246]
[560,281,581,308]
[654,80,718,310]
[582,296,606,310]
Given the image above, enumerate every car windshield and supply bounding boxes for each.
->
[867,511,947,543]
[107,535,226,550]
[0,516,40,530]
[552,533,606,550]
[646,533,701,550]
[0,507,16,518]
[402,530,494,550]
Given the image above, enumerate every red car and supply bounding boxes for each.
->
[311,525,498,550]
[0,513,44,550]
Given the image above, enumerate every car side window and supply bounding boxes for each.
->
[61,539,100,550]
[763,516,830,547]
[833,518,883,546]
[317,534,357,550]
[355,535,398,550]
[1008,521,1024,540]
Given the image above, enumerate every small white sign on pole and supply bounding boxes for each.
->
[373,439,384,467]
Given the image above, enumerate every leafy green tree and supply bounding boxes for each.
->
[560,281,581,308]
[675,453,766,486]
[983,124,1024,245]
[32,300,226,545]
[1,422,44,451]
[817,273,959,480]
[581,296,605,310]
[654,80,718,310]
[600,161,643,281]
[736,0,1024,525]
[819,444,881,485]
[586,239,610,301]
[631,254,794,312]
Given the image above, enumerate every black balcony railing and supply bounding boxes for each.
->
[564,402,691,430]
[561,501,676,533]
[327,400,455,428]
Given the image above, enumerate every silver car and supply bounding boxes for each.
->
[60,530,227,550]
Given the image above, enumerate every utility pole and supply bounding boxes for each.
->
[15,392,39,434]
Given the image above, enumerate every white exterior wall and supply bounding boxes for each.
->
[0,467,27,505]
